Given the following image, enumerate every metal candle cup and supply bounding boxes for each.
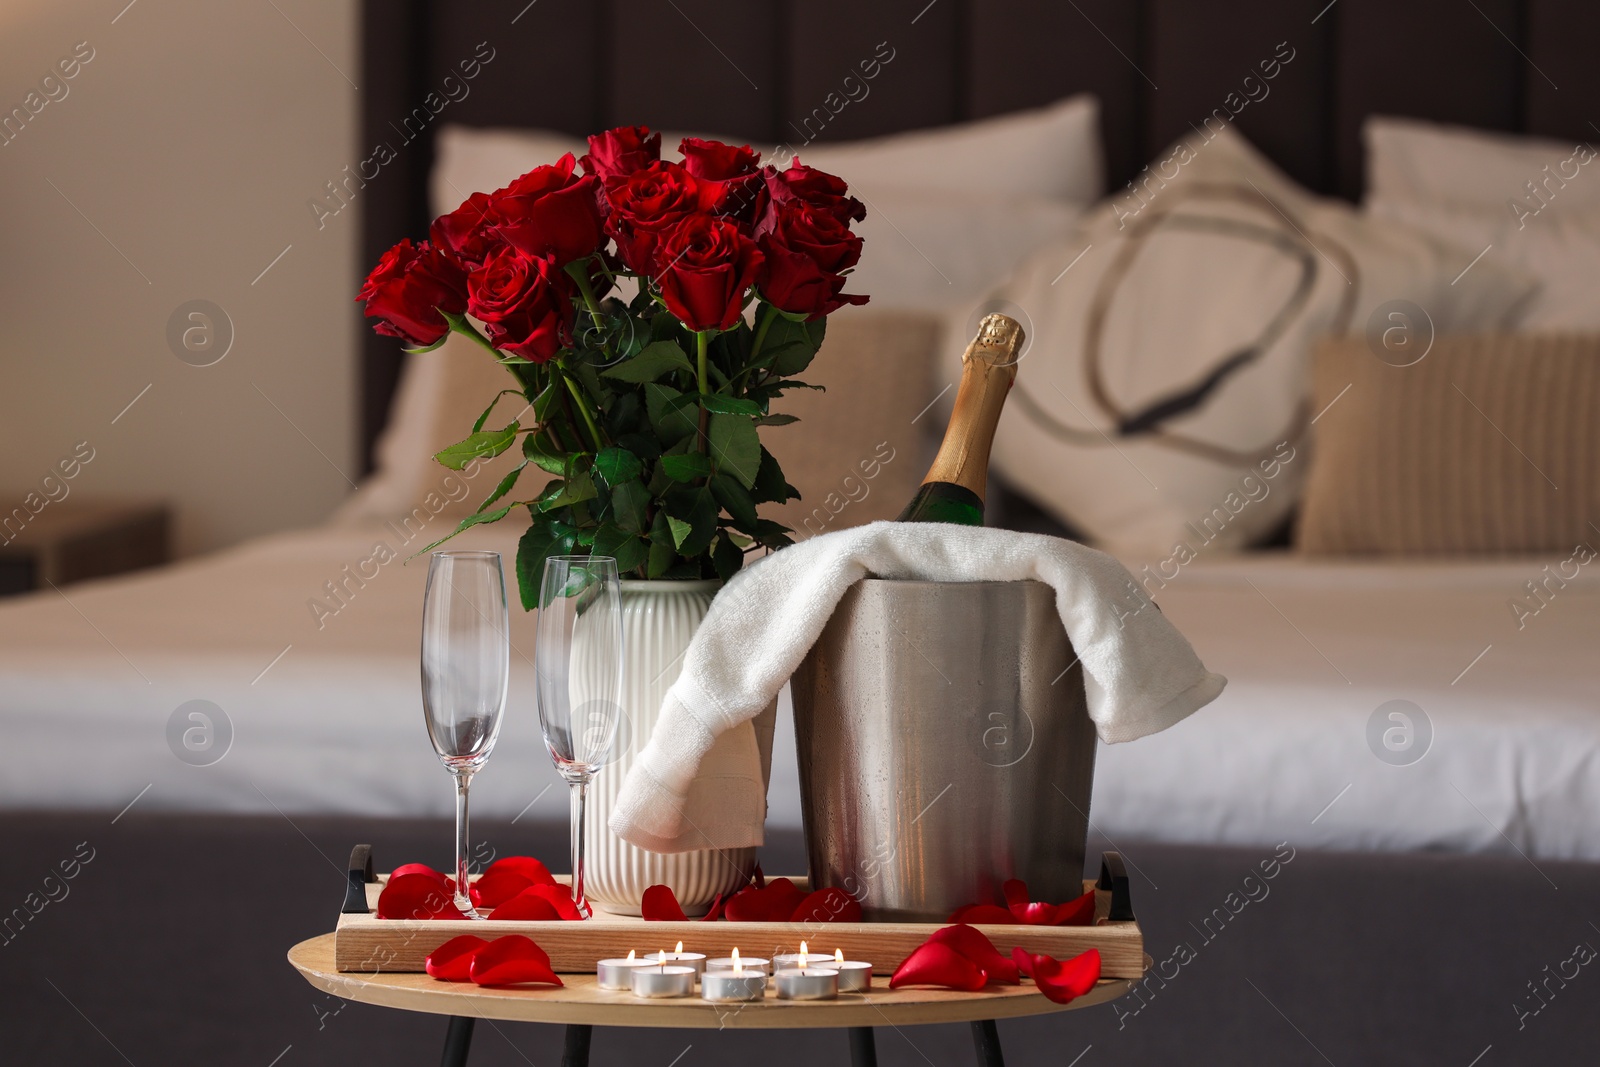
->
[774,967,839,1001]
[630,965,696,998]
[596,954,654,991]
[700,969,767,1002]
[661,942,707,978]
[833,959,872,992]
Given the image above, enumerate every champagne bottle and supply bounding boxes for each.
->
[896,313,1024,525]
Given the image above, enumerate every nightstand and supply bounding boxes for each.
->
[0,501,170,597]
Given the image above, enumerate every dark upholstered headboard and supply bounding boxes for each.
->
[358,0,1599,470]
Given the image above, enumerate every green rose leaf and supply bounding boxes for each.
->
[753,413,799,426]
[476,461,528,514]
[708,412,760,489]
[697,393,763,417]
[603,340,695,383]
[711,531,744,580]
[647,511,676,578]
[609,479,651,534]
[660,452,714,483]
[664,487,719,557]
[434,423,519,470]
[751,446,800,504]
[538,470,597,512]
[473,389,525,433]
[517,517,578,610]
[523,436,569,476]
[593,521,647,573]
[710,473,758,532]
[645,383,699,443]
[594,447,643,486]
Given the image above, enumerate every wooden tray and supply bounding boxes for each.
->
[333,847,1145,979]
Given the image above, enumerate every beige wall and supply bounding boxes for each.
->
[0,0,360,555]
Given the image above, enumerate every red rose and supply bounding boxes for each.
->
[756,159,866,236]
[581,125,661,182]
[678,137,763,221]
[654,215,763,332]
[358,238,467,347]
[604,161,718,274]
[757,199,868,320]
[430,190,501,271]
[492,153,606,267]
[466,246,572,363]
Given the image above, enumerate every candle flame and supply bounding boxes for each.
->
[626,949,636,961]
[675,940,684,954]
[659,950,668,966]
[836,948,845,964]
[799,941,809,970]
[733,947,743,975]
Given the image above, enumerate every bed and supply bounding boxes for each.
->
[11,1,1600,1062]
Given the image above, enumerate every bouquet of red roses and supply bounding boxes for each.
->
[358,126,868,607]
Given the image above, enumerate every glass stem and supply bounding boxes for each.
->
[570,778,590,918]
[454,769,476,916]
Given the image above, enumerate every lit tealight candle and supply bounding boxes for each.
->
[774,944,839,1001]
[663,940,707,978]
[631,960,696,998]
[701,949,766,1003]
[773,940,815,970]
[596,949,655,991]
[707,947,772,975]
[831,948,872,992]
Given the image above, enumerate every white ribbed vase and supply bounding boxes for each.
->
[583,578,755,916]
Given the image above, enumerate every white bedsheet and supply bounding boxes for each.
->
[0,524,1595,861]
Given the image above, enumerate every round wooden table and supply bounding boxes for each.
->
[290,933,1143,1066]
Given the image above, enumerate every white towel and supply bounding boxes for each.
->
[609,521,1226,853]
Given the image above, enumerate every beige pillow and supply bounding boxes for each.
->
[1297,335,1600,555]
[762,309,941,538]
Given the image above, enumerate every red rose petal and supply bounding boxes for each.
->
[948,904,1019,925]
[701,892,726,922]
[425,935,488,982]
[1001,879,1030,910]
[487,890,563,922]
[1011,946,1039,980]
[789,887,863,925]
[641,884,688,922]
[483,856,556,887]
[929,925,1019,985]
[1052,890,1096,927]
[468,935,564,987]
[724,878,806,923]
[470,870,534,911]
[889,942,987,992]
[1031,948,1101,1004]
[1013,901,1062,924]
[392,862,449,886]
[752,865,766,889]
[528,882,585,921]
[377,872,466,920]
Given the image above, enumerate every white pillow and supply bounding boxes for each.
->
[746,94,1102,203]
[1368,195,1600,330]
[1365,116,1600,220]
[949,125,1539,556]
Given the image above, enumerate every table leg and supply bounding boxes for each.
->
[439,1016,474,1067]
[848,1026,878,1066]
[562,1023,593,1067]
[970,1019,1005,1067]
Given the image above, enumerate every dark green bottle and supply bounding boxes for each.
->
[896,314,1024,525]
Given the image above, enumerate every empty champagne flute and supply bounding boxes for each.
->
[421,550,509,917]
[535,555,623,919]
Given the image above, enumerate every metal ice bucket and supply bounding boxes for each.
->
[790,578,1096,922]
